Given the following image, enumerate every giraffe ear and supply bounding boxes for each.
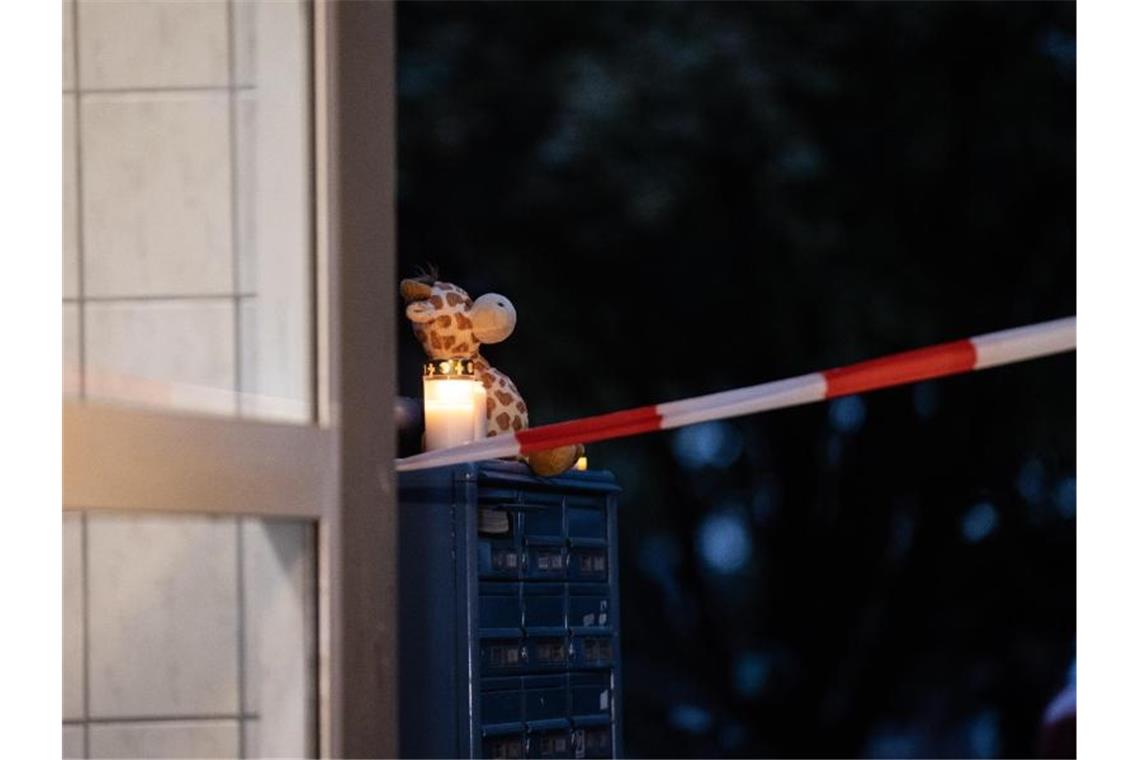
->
[405,301,436,323]
[400,278,434,303]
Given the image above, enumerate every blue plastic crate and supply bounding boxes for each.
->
[399,460,622,759]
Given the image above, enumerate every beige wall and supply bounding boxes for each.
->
[63,1,317,757]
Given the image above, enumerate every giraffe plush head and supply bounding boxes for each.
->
[400,277,516,359]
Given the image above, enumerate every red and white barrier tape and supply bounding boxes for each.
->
[395,316,1076,472]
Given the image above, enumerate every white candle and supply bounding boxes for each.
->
[423,367,481,451]
[472,383,488,440]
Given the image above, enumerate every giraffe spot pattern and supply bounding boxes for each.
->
[437,315,452,328]
[453,342,469,353]
[445,292,465,307]
[511,417,523,432]
[495,390,513,405]
[430,333,442,349]
[496,412,511,430]
[442,335,456,349]
[454,312,473,330]
[429,295,444,308]
[516,400,527,413]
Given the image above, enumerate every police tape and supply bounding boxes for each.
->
[395,316,1076,472]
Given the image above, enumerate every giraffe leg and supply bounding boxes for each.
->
[476,364,582,474]
[526,444,585,477]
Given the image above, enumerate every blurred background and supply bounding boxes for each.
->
[396,2,1075,758]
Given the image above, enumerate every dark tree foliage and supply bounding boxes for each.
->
[397,2,1075,757]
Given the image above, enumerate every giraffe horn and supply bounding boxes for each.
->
[400,278,434,302]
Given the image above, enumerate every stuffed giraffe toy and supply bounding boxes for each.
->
[401,274,584,477]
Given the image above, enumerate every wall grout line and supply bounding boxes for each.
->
[66,84,257,96]
[227,0,244,422]
[65,293,258,305]
[74,714,261,726]
[229,11,247,754]
[306,523,321,757]
[236,518,248,759]
[69,0,87,402]
[80,512,91,759]
[72,3,90,753]
[305,0,321,428]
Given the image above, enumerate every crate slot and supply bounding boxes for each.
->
[479,508,513,536]
[483,733,525,760]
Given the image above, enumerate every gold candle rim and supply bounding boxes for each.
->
[423,358,476,378]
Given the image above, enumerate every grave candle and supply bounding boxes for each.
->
[472,383,488,440]
[423,359,484,451]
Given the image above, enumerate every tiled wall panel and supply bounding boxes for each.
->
[88,720,240,759]
[63,725,84,759]
[242,519,316,756]
[85,300,236,415]
[63,303,81,396]
[239,296,311,422]
[63,515,84,720]
[234,0,313,422]
[62,512,317,758]
[87,515,240,718]
[63,1,75,91]
[63,93,78,299]
[81,93,233,298]
[77,0,229,90]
